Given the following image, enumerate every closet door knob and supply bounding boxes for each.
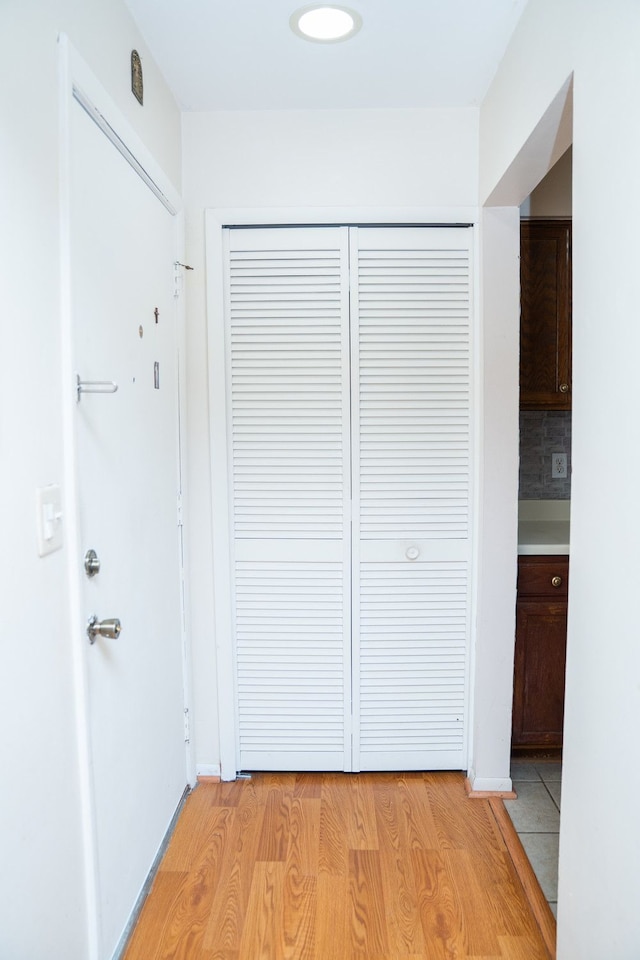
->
[406,546,420,561]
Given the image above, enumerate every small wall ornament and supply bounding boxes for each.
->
[131,50,143,105]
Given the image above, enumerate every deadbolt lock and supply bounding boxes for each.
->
[84,549,101,578]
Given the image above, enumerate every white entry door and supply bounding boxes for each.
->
[70,97,186,957]
[223,224,472,774]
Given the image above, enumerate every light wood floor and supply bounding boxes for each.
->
[123,772,552,960]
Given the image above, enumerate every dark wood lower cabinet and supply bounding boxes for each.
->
[512,555,569,749]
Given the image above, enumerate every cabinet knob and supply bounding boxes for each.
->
[406,546,420,561]
[559,383,570,394]
[551,575,563,588]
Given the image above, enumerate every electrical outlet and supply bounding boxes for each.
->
[552,453,568,479]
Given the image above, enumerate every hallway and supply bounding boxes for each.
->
[123,772,551,959]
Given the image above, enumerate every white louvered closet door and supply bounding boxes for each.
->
[350,227,472,770]
[224,224,471,773]
[225,227,352,771]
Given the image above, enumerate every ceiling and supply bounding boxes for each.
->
[123,0,529,112]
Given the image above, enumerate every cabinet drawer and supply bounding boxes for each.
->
[517,556,569,598]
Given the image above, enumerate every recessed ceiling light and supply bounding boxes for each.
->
[290,5,363,43]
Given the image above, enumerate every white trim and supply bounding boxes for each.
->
[208,205,477,229]
[467,774,513,794]
[58,34,189,954]
[175,222,197,789]
[196,763,222,778]
[71,85,178,216]
[466,213,484,778]
[206,216,237,781]
[463,231,475,772]
[61,37,181,215]
[58,34,100,960]
[207,206,480,780]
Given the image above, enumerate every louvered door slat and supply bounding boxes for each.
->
[351,227,472,771]
[226,227,351,771]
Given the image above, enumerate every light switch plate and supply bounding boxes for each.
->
[36,484,63,556]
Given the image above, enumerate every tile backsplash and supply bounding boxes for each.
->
[519,411,572,500]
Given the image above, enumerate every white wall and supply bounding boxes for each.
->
[181,107,479,772]
[529,146,572,217]
[469,205,520,792]
[0,2,180,957]
[481,1,640,955]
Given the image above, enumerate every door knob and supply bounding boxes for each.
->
[87,615,122,644]
[406,546,420,561]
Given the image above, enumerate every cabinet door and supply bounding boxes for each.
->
[520,220,571,410]
[512,599,567,747]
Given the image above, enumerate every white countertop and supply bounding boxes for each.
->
[518,500,570,555]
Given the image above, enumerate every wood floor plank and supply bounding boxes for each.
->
[480,849,543,942]
[497,933,552,960]
[285,797,320,878]
[346,774,379,851]
[203,780,267,952]
[238,861,285,960]
[209,779,245,807]
[445,848,502,956]
[489,798,556,960]
[373,778,426,956]
[125,805,234,960]
[123,773,553,960]
[411,848,467,960]
[319,773,350,876]
[396,773,441,850]
[294,772,323,799]
[256,785,292,862]
[123,871,189,960]
[158,811,234,959]
[282,870,316,960]
[348,849,389,956]
[423,773,503,853]
[161,794,234,873]
[315,872,348,960]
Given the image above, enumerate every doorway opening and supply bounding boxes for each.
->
[510,145,573,922]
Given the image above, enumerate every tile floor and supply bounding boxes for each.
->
[505,759,562,918]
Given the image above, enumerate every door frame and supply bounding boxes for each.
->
[58,35,193,958]
[205,206,479,781]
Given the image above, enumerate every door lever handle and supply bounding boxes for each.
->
[87,615,122,644]
[77,374,119,402]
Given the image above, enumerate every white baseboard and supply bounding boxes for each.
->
[196,763,221,778]
[468,774,513,793]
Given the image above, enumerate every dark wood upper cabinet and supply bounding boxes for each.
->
[520,219,572,410]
